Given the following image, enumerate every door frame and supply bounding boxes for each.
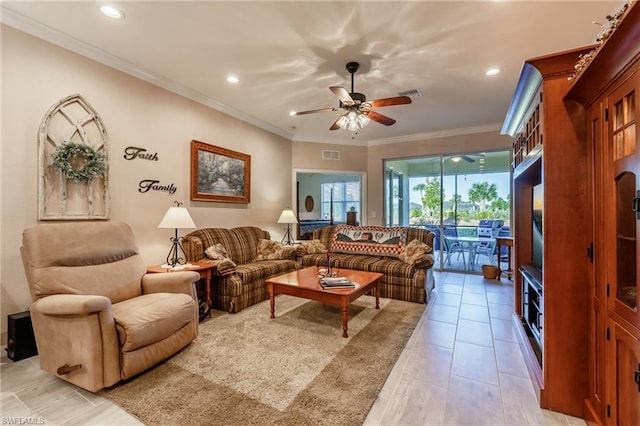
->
[292,168,367,225]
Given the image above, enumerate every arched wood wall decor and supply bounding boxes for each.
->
[38,94,110,220]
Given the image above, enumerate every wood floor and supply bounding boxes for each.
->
[1,271,586,425]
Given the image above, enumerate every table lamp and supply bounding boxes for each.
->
[158,201,196,268]
[277,208,297,245]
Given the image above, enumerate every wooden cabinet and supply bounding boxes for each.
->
[607,321,640,426]
[606,74,639,327]
[600,63,640,426]
[564,3,640,425]
[502,47,594,417]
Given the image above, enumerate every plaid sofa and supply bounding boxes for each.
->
[300,225,436,304]
[182,226,298,313]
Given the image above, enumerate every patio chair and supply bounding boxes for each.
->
[443,227,467,269]
[473,238,497,267]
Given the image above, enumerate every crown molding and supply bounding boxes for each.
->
[366,123,503,146]
[290,134,370,146]
[1,7,293,141]
[292,123,503,146]
[1,7,502,147]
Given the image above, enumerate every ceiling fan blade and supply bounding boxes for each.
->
[365,110,396,126]
[329,112,347,130]
[292,107,339,116]
[330,86,354,106]
[368,96,412,108]
[462,155,476,163]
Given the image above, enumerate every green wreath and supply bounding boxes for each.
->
[52,142,106,182]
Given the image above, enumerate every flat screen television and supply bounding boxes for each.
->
[531,183,543,270]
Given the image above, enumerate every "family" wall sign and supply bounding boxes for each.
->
[138,179,177,195]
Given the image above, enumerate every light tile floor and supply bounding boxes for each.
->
[363,271,586,426]
[1,271,586,425]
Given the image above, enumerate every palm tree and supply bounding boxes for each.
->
[423,178,443,218]
[412,183,427,215]
[468,182,498,212]
[490,197,510,212]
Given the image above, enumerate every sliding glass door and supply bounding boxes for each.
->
[384,168,403,227]
[385,150,511,273]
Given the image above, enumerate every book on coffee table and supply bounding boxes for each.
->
[320,277,356,289]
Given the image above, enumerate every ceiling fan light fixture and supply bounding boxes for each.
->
[356,111,370,128]
[337,109,370,132]
[451,156,462,162]
[294,61,411,132]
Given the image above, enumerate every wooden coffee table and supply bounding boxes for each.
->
[266,266,383,338]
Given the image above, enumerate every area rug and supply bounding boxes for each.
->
[99,295,425,426]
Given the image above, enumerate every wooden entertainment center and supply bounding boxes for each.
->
[503,3,639,424]
[502,45,593,418]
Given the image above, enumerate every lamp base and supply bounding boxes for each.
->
[165,231,188,267]
[281,225,295,245]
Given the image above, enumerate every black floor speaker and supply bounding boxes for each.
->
[6,311,38,361]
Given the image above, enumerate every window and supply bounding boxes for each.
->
[321,181,360,222]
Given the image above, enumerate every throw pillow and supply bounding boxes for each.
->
[399,239,434,268]
[255,239,284,261]
[330,225,407,258]
[301,239,328,254]
[205,243,230,260]
[203,243,237,274]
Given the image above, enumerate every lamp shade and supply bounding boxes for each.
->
[158,206,196,229]
[277,209,298,224]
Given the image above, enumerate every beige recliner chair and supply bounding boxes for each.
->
[20,221,200,392]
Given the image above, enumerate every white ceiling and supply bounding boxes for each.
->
[1,1,622,145]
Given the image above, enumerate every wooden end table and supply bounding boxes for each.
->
[146,261,217,307]
[266,266,382,338]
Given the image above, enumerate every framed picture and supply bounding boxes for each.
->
[190,140,251,203]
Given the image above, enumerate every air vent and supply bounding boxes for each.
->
[398,88,423,97]
[322,150,340,160]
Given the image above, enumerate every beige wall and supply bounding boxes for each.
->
[0,26,293,343]
[292,141,368,172]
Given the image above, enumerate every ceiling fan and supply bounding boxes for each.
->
[291,62,412,131]
[450,153,485,163]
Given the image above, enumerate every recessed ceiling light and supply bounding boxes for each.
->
[100,5,125,19]
[485,68,501,76]
[226,75,239,84]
